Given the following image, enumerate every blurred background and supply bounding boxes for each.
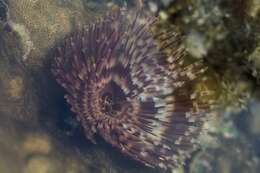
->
[0,0,259,173]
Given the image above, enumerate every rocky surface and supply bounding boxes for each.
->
[156,0,260,173]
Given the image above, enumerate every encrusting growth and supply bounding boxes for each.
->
[52,8,215,169]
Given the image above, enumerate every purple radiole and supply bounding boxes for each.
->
[52,8,214,169]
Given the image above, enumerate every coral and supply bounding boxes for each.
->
[7,0,94,65]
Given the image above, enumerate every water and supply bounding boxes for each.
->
[0,0,260,173]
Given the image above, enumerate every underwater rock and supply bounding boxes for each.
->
[6,76,24,100]
[160,0,259,82]
[25,156,60,173]
[0,25,39,123]
[248,101,260,135]
[246,0,260,18]
[247,40,260,83]
[22,134,52,155]
[0,0,8,23]
[189,136,260,173]
[7,0,97,65]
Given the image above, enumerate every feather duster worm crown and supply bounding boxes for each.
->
[52,8,214,169]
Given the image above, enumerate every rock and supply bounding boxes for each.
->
[190,136,260,173]
[7,0,98,65]
[6,76,24,100]
[22,134,52,155]
[0,25,39,123]
[25,156,59,173]
[248,101,260,135]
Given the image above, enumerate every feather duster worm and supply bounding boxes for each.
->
[52,8,214,169]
